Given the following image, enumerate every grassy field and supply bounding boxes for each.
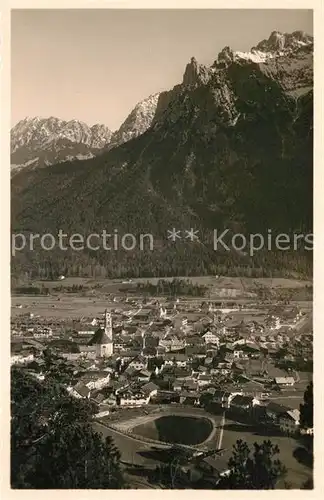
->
[15,275,312,292]
[11,295,130,319]
[11,274,312,319]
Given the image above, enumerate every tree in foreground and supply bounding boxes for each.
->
[301,478,314,489]
[11,363,125,489]
[217,439,287,489]
[297,381,314,476]
[148,440,287,490]
[300,381,313,429]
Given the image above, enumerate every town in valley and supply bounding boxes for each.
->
[11,276,313,488]
[9,8,314,491]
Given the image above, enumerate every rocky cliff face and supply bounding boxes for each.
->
[11,93,161,172]
[11,31,313,278]
[109,93,160,149]
[11,117,113,173]
[254,30,313,53]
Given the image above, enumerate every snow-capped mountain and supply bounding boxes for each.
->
[11,117,113,173]
[253,30,313,53]
[109,93,160,149]
[12,30,313,279]
[216,30,313,65]
[11,30,312,177]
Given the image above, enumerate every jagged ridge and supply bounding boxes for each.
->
[11,95,161,172]
[11,117,113,172]
[11,31,313,278]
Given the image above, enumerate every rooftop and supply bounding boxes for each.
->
[87,328,112,346]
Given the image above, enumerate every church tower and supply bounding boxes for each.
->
[104,309,113,341]
[101,309,113,357]
[87,309,113,358]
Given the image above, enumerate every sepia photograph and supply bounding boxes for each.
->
[9,5,314,490]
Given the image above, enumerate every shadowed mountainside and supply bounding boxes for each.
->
[11,31,313,279]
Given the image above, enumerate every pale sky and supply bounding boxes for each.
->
[11,9,313,131]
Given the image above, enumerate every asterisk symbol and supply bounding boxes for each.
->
[185,228,199,241]
[167,228,182,242]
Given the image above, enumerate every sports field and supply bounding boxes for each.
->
[93,407,312,488]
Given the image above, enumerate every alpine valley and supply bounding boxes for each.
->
[11,31,313,279]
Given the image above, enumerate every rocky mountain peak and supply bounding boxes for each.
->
[11,117,113,172]
[217,46,235,64]
[109,93,160,149]
[12,27,313,278]
[11,91,163,173]
[210,30,313,67]
[90,123,113,148]
[182,57,199,85]
[182,57,212,86]
[253,29,313,53]
[11,29,313,178]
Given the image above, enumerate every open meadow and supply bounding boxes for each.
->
[11,275,312,319]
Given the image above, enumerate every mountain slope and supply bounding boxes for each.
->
[11,31,313,279]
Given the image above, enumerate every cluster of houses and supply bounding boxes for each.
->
[208,390,301,435]
[12,296,311,351]
[17,343,301,436]
[11,301,311,435]
[11,301,311,380]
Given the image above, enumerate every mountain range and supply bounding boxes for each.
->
[11,93,161,172]
[11,30,313,279]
